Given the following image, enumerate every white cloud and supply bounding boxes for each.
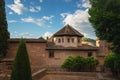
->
[29,6,41,12]
[8,20,18,23]
[10,31,34,38]
[62,9,96,39]
[21,15,54,27]
[82,0,91,8]
[77,0,91,8]
[7,0,25,15]
[42,16,54,20]
[43,32,53,39]
[21,17,44,26]
[39,0,43,3]
[9,12,13,15]
[77,4,82,8]
[60,13,70,18]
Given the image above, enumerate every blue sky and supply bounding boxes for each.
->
[5,0,96,39]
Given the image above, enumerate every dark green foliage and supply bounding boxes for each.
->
[10,40,32,80]
[86,57,99,71]
[61,56,74,70]
[0,0,10,57]
[62,56,99,72]
[73,56,86,71]
[105,52,120,77]
[89,0,120,53]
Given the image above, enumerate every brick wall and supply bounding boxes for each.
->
[6,41,47,73]
[1,39,109,73]
[45,50,97,67]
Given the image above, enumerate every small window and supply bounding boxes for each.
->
[67,38,70,43]
[62,38,64,42]
[72,38,74,43]
[58,38,61,43]
[88,52,93,57]
[49,51,54,58]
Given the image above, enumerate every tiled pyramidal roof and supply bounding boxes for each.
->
[53,24,84,37]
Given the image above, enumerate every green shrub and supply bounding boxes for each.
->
[61,56,99,72]
[86,57,99,71]
[73,56,86,71]
[61,56,74,70]
[105,52,120,77]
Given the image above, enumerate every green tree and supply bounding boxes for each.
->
[0,0,9,57]
[10,40,32,80]
[89,0,120,53]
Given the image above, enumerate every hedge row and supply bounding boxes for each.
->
[61,56,99,72]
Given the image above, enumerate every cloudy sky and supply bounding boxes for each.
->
[5,0,96,39]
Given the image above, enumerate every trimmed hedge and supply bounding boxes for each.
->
[61,56,99,72]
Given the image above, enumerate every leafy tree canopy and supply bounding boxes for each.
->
[89,0,120,53]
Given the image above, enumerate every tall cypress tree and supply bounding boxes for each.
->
[0,0,10,56]
[10,39,32,80]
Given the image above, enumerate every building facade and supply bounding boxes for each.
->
[0,25,109,74]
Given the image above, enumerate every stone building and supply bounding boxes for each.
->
[0,25,109,74]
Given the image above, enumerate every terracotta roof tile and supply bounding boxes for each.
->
[8,37,47,43]
[53,24,84,37]
[46,43,98,51]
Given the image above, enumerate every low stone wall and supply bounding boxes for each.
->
[32,68,46,80]
[40,72,98,80]
[46,72,97,77]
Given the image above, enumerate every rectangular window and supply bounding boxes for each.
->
[67,38,70,43]
[58,38,61,43]
[49,50,54,58]
[62,38,64,42]
[72,38,74,43]
[88,52,93,57]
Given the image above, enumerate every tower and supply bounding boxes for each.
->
[52,24,84,47]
